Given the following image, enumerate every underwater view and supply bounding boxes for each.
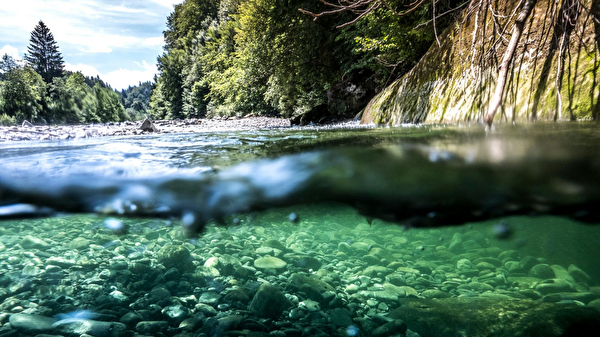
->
[1,123,600,337]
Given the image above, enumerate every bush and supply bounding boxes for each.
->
[0,113,16,126]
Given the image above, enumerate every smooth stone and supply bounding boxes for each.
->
[457,282,494,292]
[529,264,555,279]
[338,242,353,254]
[422,289,451,299]
[67,237,90,250]
[54,318,127,337]
[249,283,293,318]
[135,321,169,335]
[550,265,576,283]
[198,291,221,305]
[9,314,56,334]
[255,246,274,255]
[263,239,286,251]
[345,284,359,294]
[195,303,217,316]
[475,262,496,271]
[46,257,76,268]
[20,236,51,250]
[362,265,391,277]
[568,264,592,284]
[396,267,421,275]
[120,312,143,328]
[254,256,287,270]
[535,278,575,294]
[351,242,371,253]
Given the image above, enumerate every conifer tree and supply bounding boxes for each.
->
[24,20,64,83]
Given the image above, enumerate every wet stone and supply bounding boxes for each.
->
[254,256,287,270]
[135,320,169,335]
[53,319,127,337]
[198,291,221,305]
[157,244,194,273]
[529,264,555,279]
[535,278,575,294]
[20,236,51,250]
[9,313,56,335]
[249,283,293,318]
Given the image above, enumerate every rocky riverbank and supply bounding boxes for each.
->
[0,206,599,337]
[0,117,292,142]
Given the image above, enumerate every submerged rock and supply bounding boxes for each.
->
[254,256,287,270]
[157,244,194,273]
[53,318,127,337]
[9,314,56,335]
[249,283,293,318]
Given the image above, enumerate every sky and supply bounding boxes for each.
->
[0,0,182,90]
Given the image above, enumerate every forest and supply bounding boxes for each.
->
[0,21,151,126]
[150,0,466,124]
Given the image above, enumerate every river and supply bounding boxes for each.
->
[0,122,599,336]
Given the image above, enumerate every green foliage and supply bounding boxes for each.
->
[0,113,16,126]
[0,66,129,125]
[24,20,65,83]
[150,0,466,121]
[121,81,153,120]
[0,66,46,122]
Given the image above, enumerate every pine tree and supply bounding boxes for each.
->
[24,20,64,83]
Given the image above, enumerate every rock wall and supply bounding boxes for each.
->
[361,0,600,124]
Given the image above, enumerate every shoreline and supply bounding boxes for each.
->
[0,117,294,142]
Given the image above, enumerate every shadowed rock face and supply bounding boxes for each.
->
[390,297,600,337]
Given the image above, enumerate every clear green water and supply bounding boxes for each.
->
[1,123,600,336]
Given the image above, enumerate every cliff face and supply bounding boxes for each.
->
[361,0,600,124]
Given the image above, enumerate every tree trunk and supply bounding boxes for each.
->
[485,0,538,126]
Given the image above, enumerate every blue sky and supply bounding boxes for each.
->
[0,0,182,90]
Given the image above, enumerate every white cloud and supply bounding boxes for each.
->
[66,61,157,90]
[0,1,166,54]
[65,62,102,78]
[149,0,183,8]
[0,45,21,59]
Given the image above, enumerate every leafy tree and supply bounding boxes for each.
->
[0,65,46,122]
[121,81,153,120]
[24,21,65,83]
